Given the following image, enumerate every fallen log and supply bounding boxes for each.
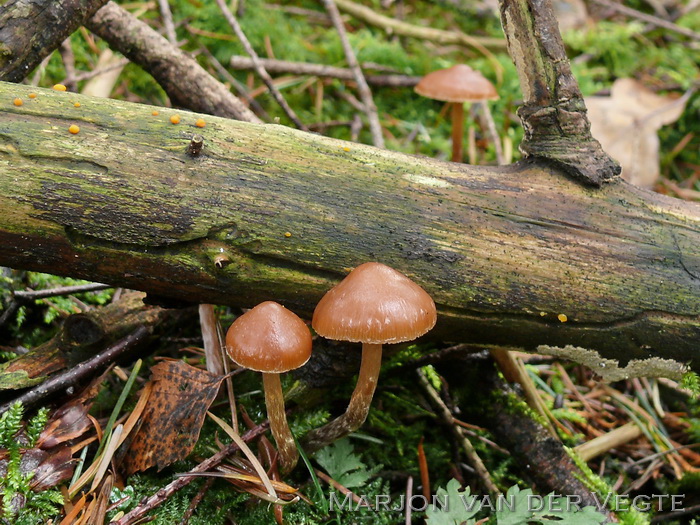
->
[1,80,698,375]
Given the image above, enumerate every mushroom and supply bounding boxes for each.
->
[304,262,436,450]
[415,64,498,163]
[226,301,312,473]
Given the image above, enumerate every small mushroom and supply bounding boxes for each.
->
[226,301,312,472]
[415,64,498,163]
[304,262,436,450]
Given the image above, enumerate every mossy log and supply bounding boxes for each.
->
[1,81,699,372]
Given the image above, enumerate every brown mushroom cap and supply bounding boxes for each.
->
[312,262,437,345]
[415,64,498,103]
[226,301,312,373]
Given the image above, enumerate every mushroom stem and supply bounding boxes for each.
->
[450,102,464,162]
[301,343,383,453]
[345,343,383,429]
[262,372,298,473]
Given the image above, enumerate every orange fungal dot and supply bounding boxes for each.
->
[53,84,67,92]
[557,313,568,323]
[28,93,37,99]
[342,146,351,152]
[13,98,23,106]
[195,118,206,128]
[152,110,159,116]
[68,125,80,134]
[170,114,181,124]
[74,102,81,108]
[284,232,292,238]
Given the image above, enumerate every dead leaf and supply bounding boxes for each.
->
[29,446,76,491]
[0,446,75,498]
[586,78,688,187]
[123,359,224,474]
[553,0,588,31]
[37,372,106,449]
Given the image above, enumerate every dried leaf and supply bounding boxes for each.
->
[38,403,92,449]
[0,446,75,492]
[586,78,687,187]
[123,359,223,474]
[37,373,106,449]
[29,446,76,491]
[553,0,588,31]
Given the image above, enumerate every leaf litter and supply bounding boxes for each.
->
[123,359,225,474]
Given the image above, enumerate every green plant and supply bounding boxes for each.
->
[680,371,700,397]
[0,403,63,525]
[426,480,609,524]
[315,438,382,489]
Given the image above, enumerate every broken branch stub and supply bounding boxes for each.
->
[499,0,621,186]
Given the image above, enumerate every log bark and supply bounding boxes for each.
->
[0,0,109,83]
[1,80,699,371]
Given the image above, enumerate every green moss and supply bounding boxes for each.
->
[567,448,650,525]
[494,388,550,429]
[680,370,700,397]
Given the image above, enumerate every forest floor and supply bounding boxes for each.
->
[1,0,699,523]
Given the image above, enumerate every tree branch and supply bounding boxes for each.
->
[499,0,621,186]
[0,326,150,415]
[228,55,421,87]
[322,0,384,148]
[214,0,307,130]
[85,2,260,123]
[0,0,110,83]
[1,81,698,372]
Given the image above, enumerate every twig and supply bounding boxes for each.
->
[332,0,505,50]
[157,0,178,45]
[0,0,110,83]
[404,476,413,525]
[14,282,111,301]
[214,0,308,131]
[416,369,501,498]
[589,0,700,40]
[574,422,644,461]
[0,282,111,329]
[178,477,215,525]
[0,326,149,415]
[350,113,362,141]
[196,44,272,121]
[264,3,334,25]
[229,55,421,87]
[59,38,78,92]
[489,348,559,438]
[112,421,270,525]
[73,59,130,83]
[314,469,368,506]
[652,502,700,523]
[308,119,355,131]
[321,0,384,148]
[0,283,111,326]
[333,0,505,83]
[477,103,504,165]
